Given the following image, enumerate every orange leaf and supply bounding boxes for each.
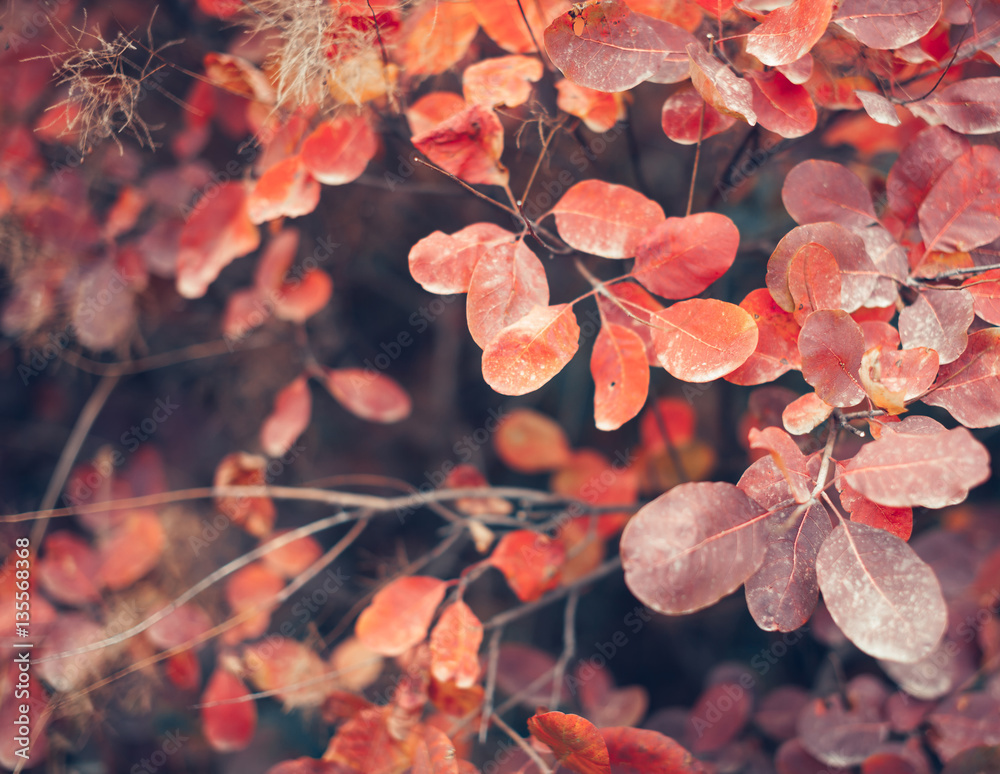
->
[177,182,260,299]
[412,104,508,186]
[223,562,286,644]
[97,509,165,590]
[409,223,515,295]
[273,268,333,323]
[555,79,627,133]
[301,116,378,186]
[261,530,324,578]
[260,375,312,458]
[247,155,321,224]
[429,601,483,688]
[489,530,566,601]
[396,0,480,75]
[494,408,573,473]
[482,304,581,395]
[355,576,448,656]
[746,0,835,66]
[463,55,544,107]
[527,711,612,774]
[406,91,468,136]
[201,667,257,752]
[323,367,412,423]
[652,299,758,382]
[638,397,696,451]
[475,0,570,53]
[36,531,102,606]
[243,637,332,709]
[591,323,650,431]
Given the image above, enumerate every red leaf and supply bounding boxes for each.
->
[687,43,756,124]
[739,454,832,631]
[725,288,802,385]
[842,425,990,509]
[527,711,611,774]
[886,126,969,228]
[201,667,257,752]
[767,222,876,313]
[859,345,939,414]
[490,529,566,601]
[927,693,1000,762]
[260,375,312,457]
[837,477,913,541]
[639,396,696,451]
[782,391,834,435]
[621,481,770,614]
[146,603,213,650]
[832,0,941,48]
[429,600,483,689]
[466,240,548,347]
[798,309,866,407]
[355,576,448,656]
[592,323,651,431]
[462,55,543,107]
[273,269,333,323]
[412,104,508,186]
[817,521,947,662]
[601,726,706,773]
[36,531,102,606]
[494,407,573,472]
[652,299,758,382]
[855,90,902,126]
[782,160,877,230]
[922,328,1000,427]
[964,268,1000,325]
[323,706,415,772]
[247,155,321,224]
[97,509,165,590]
[897,288,974,365]
[481,303,581,395]
[918,146,1000,252]
[177,182,260,299]
[405,91,468,136]
[747,426,811,503]
[409,223,515,295]
[411,726,460,774]
[909,77,1000,135]
[323,367,412,423]
[214,452,276,537]
[687,681,752,752]
[746,0,835,66]
[787,242,842,324]
[597,281,664,365]
[632,212,739,299]
[551,180,665,259]
[660,86,736,145]
[556,79,627,132]
[543,0,667,93]
[746,70,817,138]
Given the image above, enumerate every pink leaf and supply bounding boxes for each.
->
[409,223,515,295]
[621,481,770,615]
[816,521,947,662]
[652,299,758,382]
[918,146,1000,252]
[746,0,835,66]
[922,328,1000,427]
[897,288,974,365]
[782,160,877,230]
[798,309,866,407]
[323,368,412,423]
[832,0,942,49]
[687,42,756,125]
[551,180,665,259]
[467,240,548,348]
[260,375,312,457]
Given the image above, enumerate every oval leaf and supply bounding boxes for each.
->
[816,521,947,662]
[482,304,581,395]
[621,481,770,614]
[527,711,611,774]
[652,299,758,382]
[467,240,549,348]
[323,367,412,423]
[551,180,665,259]
[355,576,448,656]
[260,375,312,458]
[591,322,650,431]
[798,309,866,407]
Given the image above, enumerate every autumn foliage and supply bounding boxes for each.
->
[2,0,1000,771]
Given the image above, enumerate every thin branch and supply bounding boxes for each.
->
[58,337,272,375]
[29,373,120,552]
[548,590,579,710]
[491,714,554,774]
[482,556,622,631]
[479,627,504,743]
[685,100,706,217]
[412,157,520,217]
